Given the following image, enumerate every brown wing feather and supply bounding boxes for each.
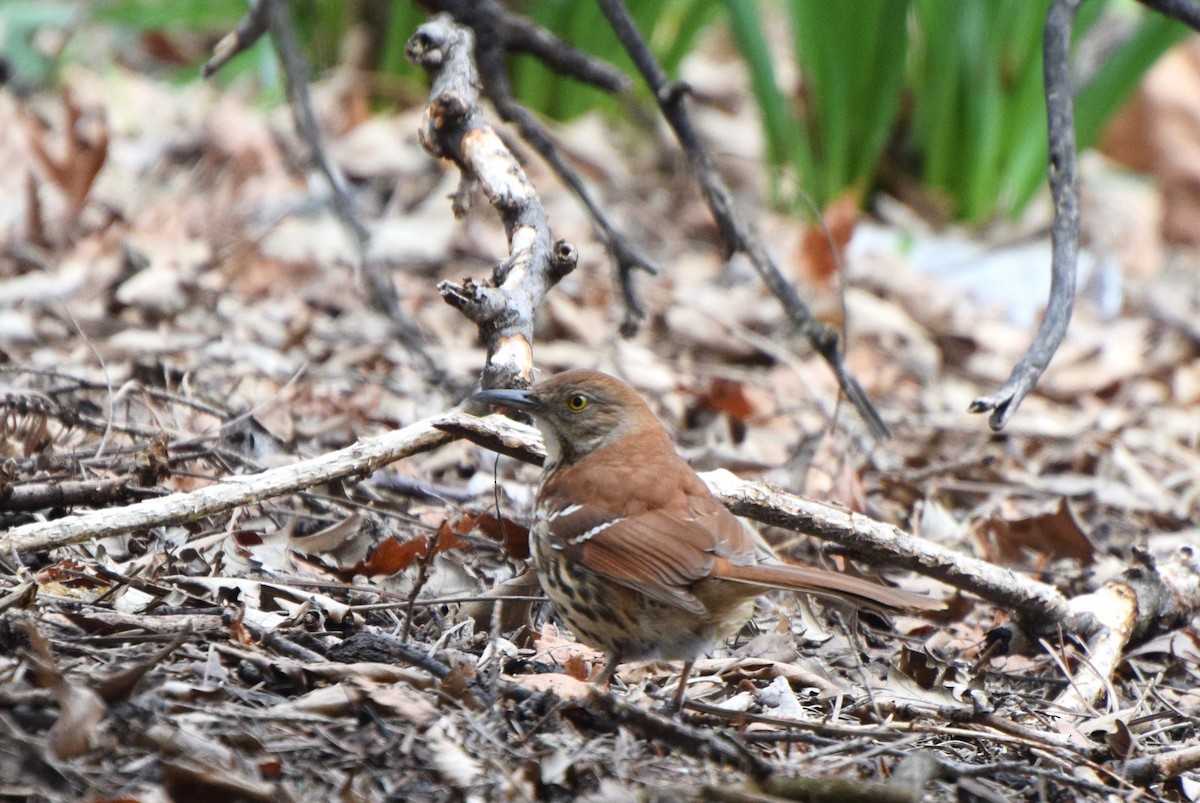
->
[579,509,720,617]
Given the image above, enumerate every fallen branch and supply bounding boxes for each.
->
[0,414,457,557]
[407,15,577,389]
[1053,547,1200,717]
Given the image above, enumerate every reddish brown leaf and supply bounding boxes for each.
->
[355,524,471,577]
[695,378,755,422]
[974,498,1096,566]
[562,653,589,682]
[470,510,531,560]
[795,191,859,290]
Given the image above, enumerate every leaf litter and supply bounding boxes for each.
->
[0,26,1199,803]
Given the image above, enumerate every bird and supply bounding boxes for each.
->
[473,369,941,707]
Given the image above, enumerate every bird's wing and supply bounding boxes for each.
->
[546,499,752,619]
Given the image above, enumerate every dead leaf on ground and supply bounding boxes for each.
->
[795,190,859,290]
[973,498,1097,567]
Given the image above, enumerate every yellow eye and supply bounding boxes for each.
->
[567,394,588,411]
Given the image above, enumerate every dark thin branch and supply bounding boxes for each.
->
[586,690,773,781]
[205,0,436,373]
[1137,0,1200,29]
[418,0,657,333]
[969,0,1082,430]
[492,12,630,93]
[595,0,890,440]
[201,1,270,78]
[483,71,660,336]
[417,0,630,95]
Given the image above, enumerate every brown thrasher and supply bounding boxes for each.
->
[475,369,940,706]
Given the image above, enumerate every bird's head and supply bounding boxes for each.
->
[473,369,662,467]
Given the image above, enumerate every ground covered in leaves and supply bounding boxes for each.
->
[2,25,1200,803]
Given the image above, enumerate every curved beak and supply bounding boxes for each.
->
[472,387,541,413]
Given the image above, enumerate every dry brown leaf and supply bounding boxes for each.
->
[47,682,106,760]
[23,85,109,232]
[973,498,1096,566]
[354,524,469,577]
[694,377,756,421]
[356,679,439,725]
[532,622,606,669]
[427,718,483,788]
[795,190,859,290]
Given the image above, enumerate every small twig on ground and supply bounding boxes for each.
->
[204,0,435,372]
[401,526,441,642]
[594,0,890,440]
[969,0,1082,430]
[407,15,577,390]
[1,475,163,513]
[587,689,773,780]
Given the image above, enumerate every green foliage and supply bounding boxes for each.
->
[725,1,1188,221]
[908,0,1186,222]
[726,1,1189,221]
[727,0,909,210]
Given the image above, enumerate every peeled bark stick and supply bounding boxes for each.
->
[407,15,576,391]
[416,0,655,331]
[1053,547,1200,716]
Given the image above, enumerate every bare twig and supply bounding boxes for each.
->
[416,0,656,331]
[400,526,441,643]
[587,690,772,781]
[418,0,630,93]
[969,0,1082,430]
[1,475,162,513]
[407,15,577,390]
[594,0,890,440]
[201,0,270,78]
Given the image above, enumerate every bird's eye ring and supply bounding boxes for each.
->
[567,394,588,411]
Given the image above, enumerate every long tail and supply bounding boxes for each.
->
[711,557,943,612]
